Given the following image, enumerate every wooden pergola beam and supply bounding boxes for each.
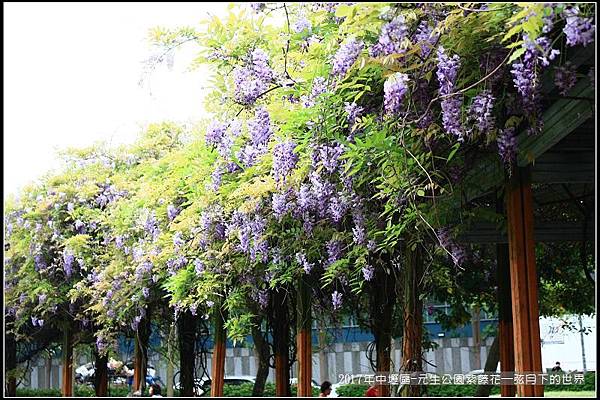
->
[506,167,543,397]
[517,81,594,167]
[459,219,595,243]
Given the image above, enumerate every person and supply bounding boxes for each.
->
[551,361,562,372]
[365,385,379,397]
[319,381,332,397]
[149,383,163,397]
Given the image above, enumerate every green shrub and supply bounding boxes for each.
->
[219,382,318,397]
[16,384,179,397]
[335,384,369,397]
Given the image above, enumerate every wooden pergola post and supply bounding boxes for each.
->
[297,277,312,397]
[497,240,516,397]
[61,328,74,397]
[505,167,543,397]
[211,305,226,397]
[400,245,423,397]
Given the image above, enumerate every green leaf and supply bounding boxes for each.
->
[507,47,526,64]
[446,143,461,163]
[334,4,353,18]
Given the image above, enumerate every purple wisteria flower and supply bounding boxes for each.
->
[328,195,348,224]
[96,336,108,353]
[326,239,343,267]
[115,235,126,249]
[297,184,315,213]
[563,7,595,47]
[272,141,298,184]
[316,143,345,173]
[38,293,47,304]
[237,144,263,168]
[167,204,180,222]
[384,72,410,115]
[352,224,366,245]
[143,211,161,239]
[206,121,227,147]
[437,46,460,96]
[131,315,142,331]
[510,35,557,135]
[370,15,409,57]
[194,259,205,275]
[208,164,225,192]
[272,191,291,221]
[414,20,438,59]
[74,220,86,234]
[296,252,313,274]
[233,48,274,105]
[469,90,496,134]
[344,102,363,125]
[173,231,185,249]
[437,46,464,141]
[258,290,269,309]
[437,227,466,267]
[293,16,312,33]
[34,254,47,271]
[301,77,328,107]
[332,291,343,310]
[63,248,74,277]
[331,38,363,77]
[142,287,150,298]
[248,107,272,147]
[497,127,517,169]
[250,3,265,13]
[362,265,375,281]
[554,62,578,95]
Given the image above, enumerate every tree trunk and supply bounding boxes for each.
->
[369,253,397,397]
[94,349,109,397]
[400,245,423,397]
[472,306,482,370]
[5,316,17,397]
[474,335,500,397]
[251,317,270,396]
[166,329,174,398]
[45,352,52,389]
[210,305,227,397]
[273,288,292,396]
[133,314,151,395]
[297,277,313,397]
[318,328,329,383]
[178,310,197,397]
[61,328,74,397]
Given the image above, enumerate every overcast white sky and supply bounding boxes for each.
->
[3,2,233,196]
